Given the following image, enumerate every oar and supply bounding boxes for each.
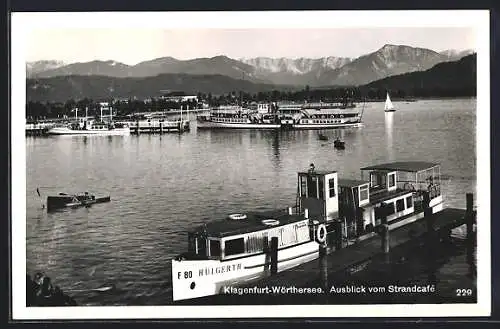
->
[36,188,45,209]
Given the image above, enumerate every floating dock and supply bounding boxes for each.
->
[180,196,476,305]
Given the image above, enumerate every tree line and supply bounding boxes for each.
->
[26,86,475,120]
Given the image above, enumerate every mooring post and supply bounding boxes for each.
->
[270,236,278,275]
[159,122,163,134]
[136,120,140,135]
[423,191,434,233]
[466,193,476,277]
[381,224,390,254]
[422,191,438,284]
[334,219,343,250]
[319,242,328,294]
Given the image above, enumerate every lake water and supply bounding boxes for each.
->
[25,99,477,305]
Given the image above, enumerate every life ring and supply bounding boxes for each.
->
[316,224,327,243]
[261,219,280,226]
[228,213,247,220]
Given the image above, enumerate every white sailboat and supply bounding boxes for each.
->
[384,92,396,112]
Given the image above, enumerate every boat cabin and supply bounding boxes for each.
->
[297,165,339,223]
[185,210,312,261]
[359,161,442,224]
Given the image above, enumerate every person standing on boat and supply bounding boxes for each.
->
[308,163,315,174]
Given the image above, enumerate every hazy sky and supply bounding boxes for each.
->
[26,27,475,65]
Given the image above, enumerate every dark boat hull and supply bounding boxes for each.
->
[47,194,111,212]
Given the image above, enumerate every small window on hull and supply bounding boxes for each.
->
[396,199,405,212]
[406,196,413,208]
[209,240,221,257]
[225,238,245,256]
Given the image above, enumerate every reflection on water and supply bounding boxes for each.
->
[385,112,394,161]
[25,99,477,305]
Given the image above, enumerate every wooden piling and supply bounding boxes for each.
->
[319,243,328,293]
[159,122,163,134]
[270,237,278,275]
[378,203,390,262]
[380,203,388,225]
[334,220,343,250]
[466,193,476,277]
[136,120,140,135]
[423,191,434,233]
[381,224,390,254]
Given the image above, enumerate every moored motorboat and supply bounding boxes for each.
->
[334,139,345,149]
[171,161,444,301]
[318,133,329,141]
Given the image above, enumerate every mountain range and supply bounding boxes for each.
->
[26,54,476,103]
[27,45,474,87]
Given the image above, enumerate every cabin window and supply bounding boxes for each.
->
[225,238,245,256]
[209,240,221,257]
[197,237,207,256]
[300,175,307,197]
[307,176,318,198]
[396,199,405,212]
[375,206,384,221]
[359,185,369,201]
[318,178,324,199]
[386,202,395,215]
[406,196,413,208]
[246,234,265,253]
[388,173,396,188]
[329,178,336,198]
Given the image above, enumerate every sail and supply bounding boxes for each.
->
[385,93,394,111]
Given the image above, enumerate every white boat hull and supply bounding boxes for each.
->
[171,241,319,301]
[48,127,130,136]
[196,120,281,129]
[292,122,363,129]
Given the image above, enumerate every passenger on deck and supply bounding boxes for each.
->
[308,163,315,174]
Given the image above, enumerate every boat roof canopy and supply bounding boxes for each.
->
[189,211,307,238]
[338,178,370,188]
[298,169,337,176]
[360,161,440,173]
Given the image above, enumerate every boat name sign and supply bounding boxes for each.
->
[198,263,242,277]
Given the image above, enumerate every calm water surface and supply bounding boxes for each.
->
[25,99,477,305]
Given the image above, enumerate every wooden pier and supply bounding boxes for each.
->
[127,120,190,134]
[180,194,476,305]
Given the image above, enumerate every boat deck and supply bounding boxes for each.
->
[192,210,307,238]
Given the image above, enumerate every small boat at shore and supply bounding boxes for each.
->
[171,161,444,301]
[46,192,111,212]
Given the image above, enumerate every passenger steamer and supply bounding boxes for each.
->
[197,99,363,130]
[196,104,280,129]
[288,102,363,129]
[172,161,444,301]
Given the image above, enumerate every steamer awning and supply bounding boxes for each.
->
[360,161,439,173]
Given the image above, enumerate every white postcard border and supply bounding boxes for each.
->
[11,10,491,319]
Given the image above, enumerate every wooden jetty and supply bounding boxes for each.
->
[180,193,476,305]
[127,120,190,134]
